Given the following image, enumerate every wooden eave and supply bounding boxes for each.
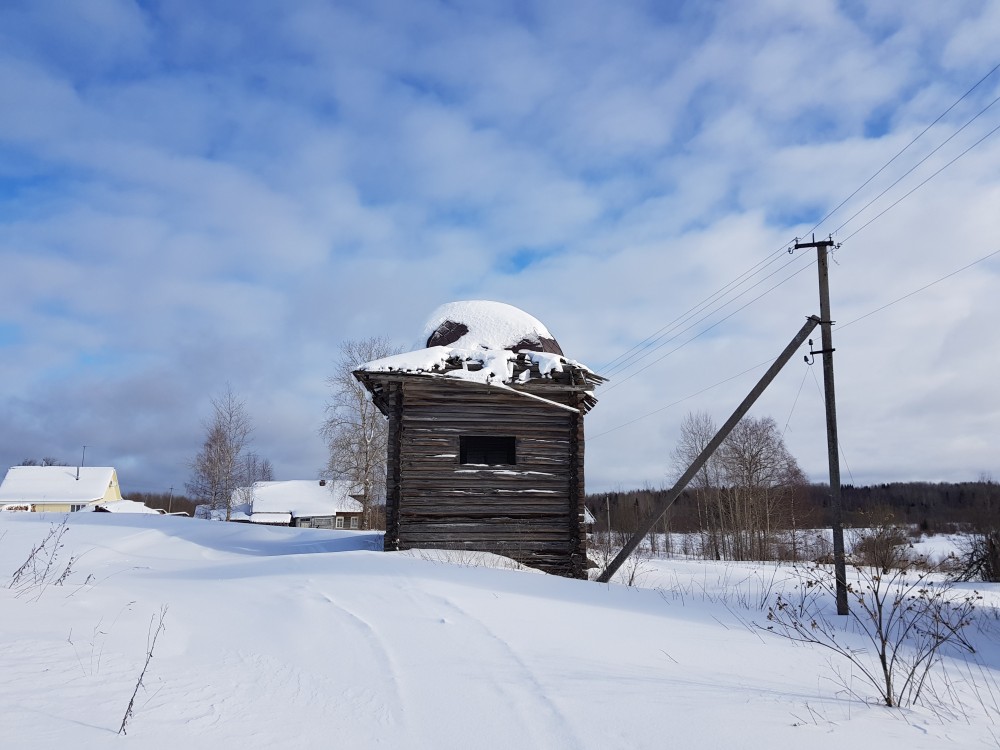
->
[355,354,605,416]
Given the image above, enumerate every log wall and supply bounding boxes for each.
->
[378,376,588,578]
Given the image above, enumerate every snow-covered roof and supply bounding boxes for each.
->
[356,301,606,414]
[93,499,163,515]
[0,466,119,504]
[422,300,564,354]
[244,480,363,518]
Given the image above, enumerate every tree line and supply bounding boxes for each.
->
[588,480,1000,537]
[588,410,999,563]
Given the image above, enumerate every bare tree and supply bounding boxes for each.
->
[187,385,264,521]
[670,411,725,559]
[232,451,276,512]
[717,415,807,560]
[670,412,807,561]
[19,457,68,466]
[321,337,398,529]
[955,474,1000,582]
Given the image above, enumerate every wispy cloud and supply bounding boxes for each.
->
[1,0,998,492]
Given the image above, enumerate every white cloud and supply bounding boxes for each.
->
[1,0,998,493]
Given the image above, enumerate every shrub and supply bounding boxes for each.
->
[849,507,911,572]
[764,555,980,708]
[955,530,1000,583]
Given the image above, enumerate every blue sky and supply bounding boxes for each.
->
[2,0,999,494]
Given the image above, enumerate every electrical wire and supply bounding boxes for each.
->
[839,248,1000,330]
[806,61,1000,238]
[594,62,1000,398]
[808,366,856,485]
[602,250,809,382]
[839,120,1000,244]
[591,247,998,444]
[589,358,774,440]
[598,247,789,375]
[833,92,1000,238]
[782,365,811,437]
[601,258,816,393]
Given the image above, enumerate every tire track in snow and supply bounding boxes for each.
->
[310,587,408,732]
[418,589,585,749]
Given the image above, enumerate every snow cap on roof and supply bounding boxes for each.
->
[355,300,605,414]
[422,300,563,355]
[246,480,363,518]
[0,466,118,504]
[93,499,162,515]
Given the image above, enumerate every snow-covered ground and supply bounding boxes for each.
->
[2,513,999,749]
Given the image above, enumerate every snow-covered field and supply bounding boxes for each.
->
[2,513,999,749]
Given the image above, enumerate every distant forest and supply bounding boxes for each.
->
[587,481,1000,534]
[134,481,999,532]
[131,491,198,517]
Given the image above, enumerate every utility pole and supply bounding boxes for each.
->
[606,496,612,555]
[167,486,174,514]
[76,445,87,481]
[793,235,848,616]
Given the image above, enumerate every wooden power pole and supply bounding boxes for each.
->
[793,235,849,616]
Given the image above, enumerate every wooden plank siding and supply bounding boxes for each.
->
[368,374,590,578]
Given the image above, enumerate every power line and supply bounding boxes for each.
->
[833,91,1000,238]
[592,248,999,443]
[807,60,1000,237]
[597,247,788,374]
[839,248,1000,330]
[808,366,855,485]
[595,62,1000,396]
[589,358,774,440]
[782,365,811,437]
[602,250,808,381]
[598,63,1000,382]
[839,119,1000,244]
[601,257,815,393]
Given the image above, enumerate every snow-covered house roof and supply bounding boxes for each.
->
[0,466,121,507]
[356,300,606,414]
[243,480,362,523]
[92,499,164,515]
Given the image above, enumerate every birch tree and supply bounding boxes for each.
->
[670,411,725,559]
[187,385,270,520]
[321,337,398,529]
[670,412,807,560]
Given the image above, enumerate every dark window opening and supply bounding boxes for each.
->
[460,435,516,465]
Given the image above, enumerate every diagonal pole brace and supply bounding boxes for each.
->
[596,315,821,584]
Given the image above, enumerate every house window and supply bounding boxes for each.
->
[70,504,85,512]
[350,516,359,529]
[460,436,516,465]
[335,516,344,529]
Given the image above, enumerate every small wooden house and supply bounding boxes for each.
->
[243,479,364,529]
[355,301,605,578]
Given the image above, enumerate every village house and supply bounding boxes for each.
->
[0,465,124,513]
[354,300,605,578]
[243,479,364,529]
